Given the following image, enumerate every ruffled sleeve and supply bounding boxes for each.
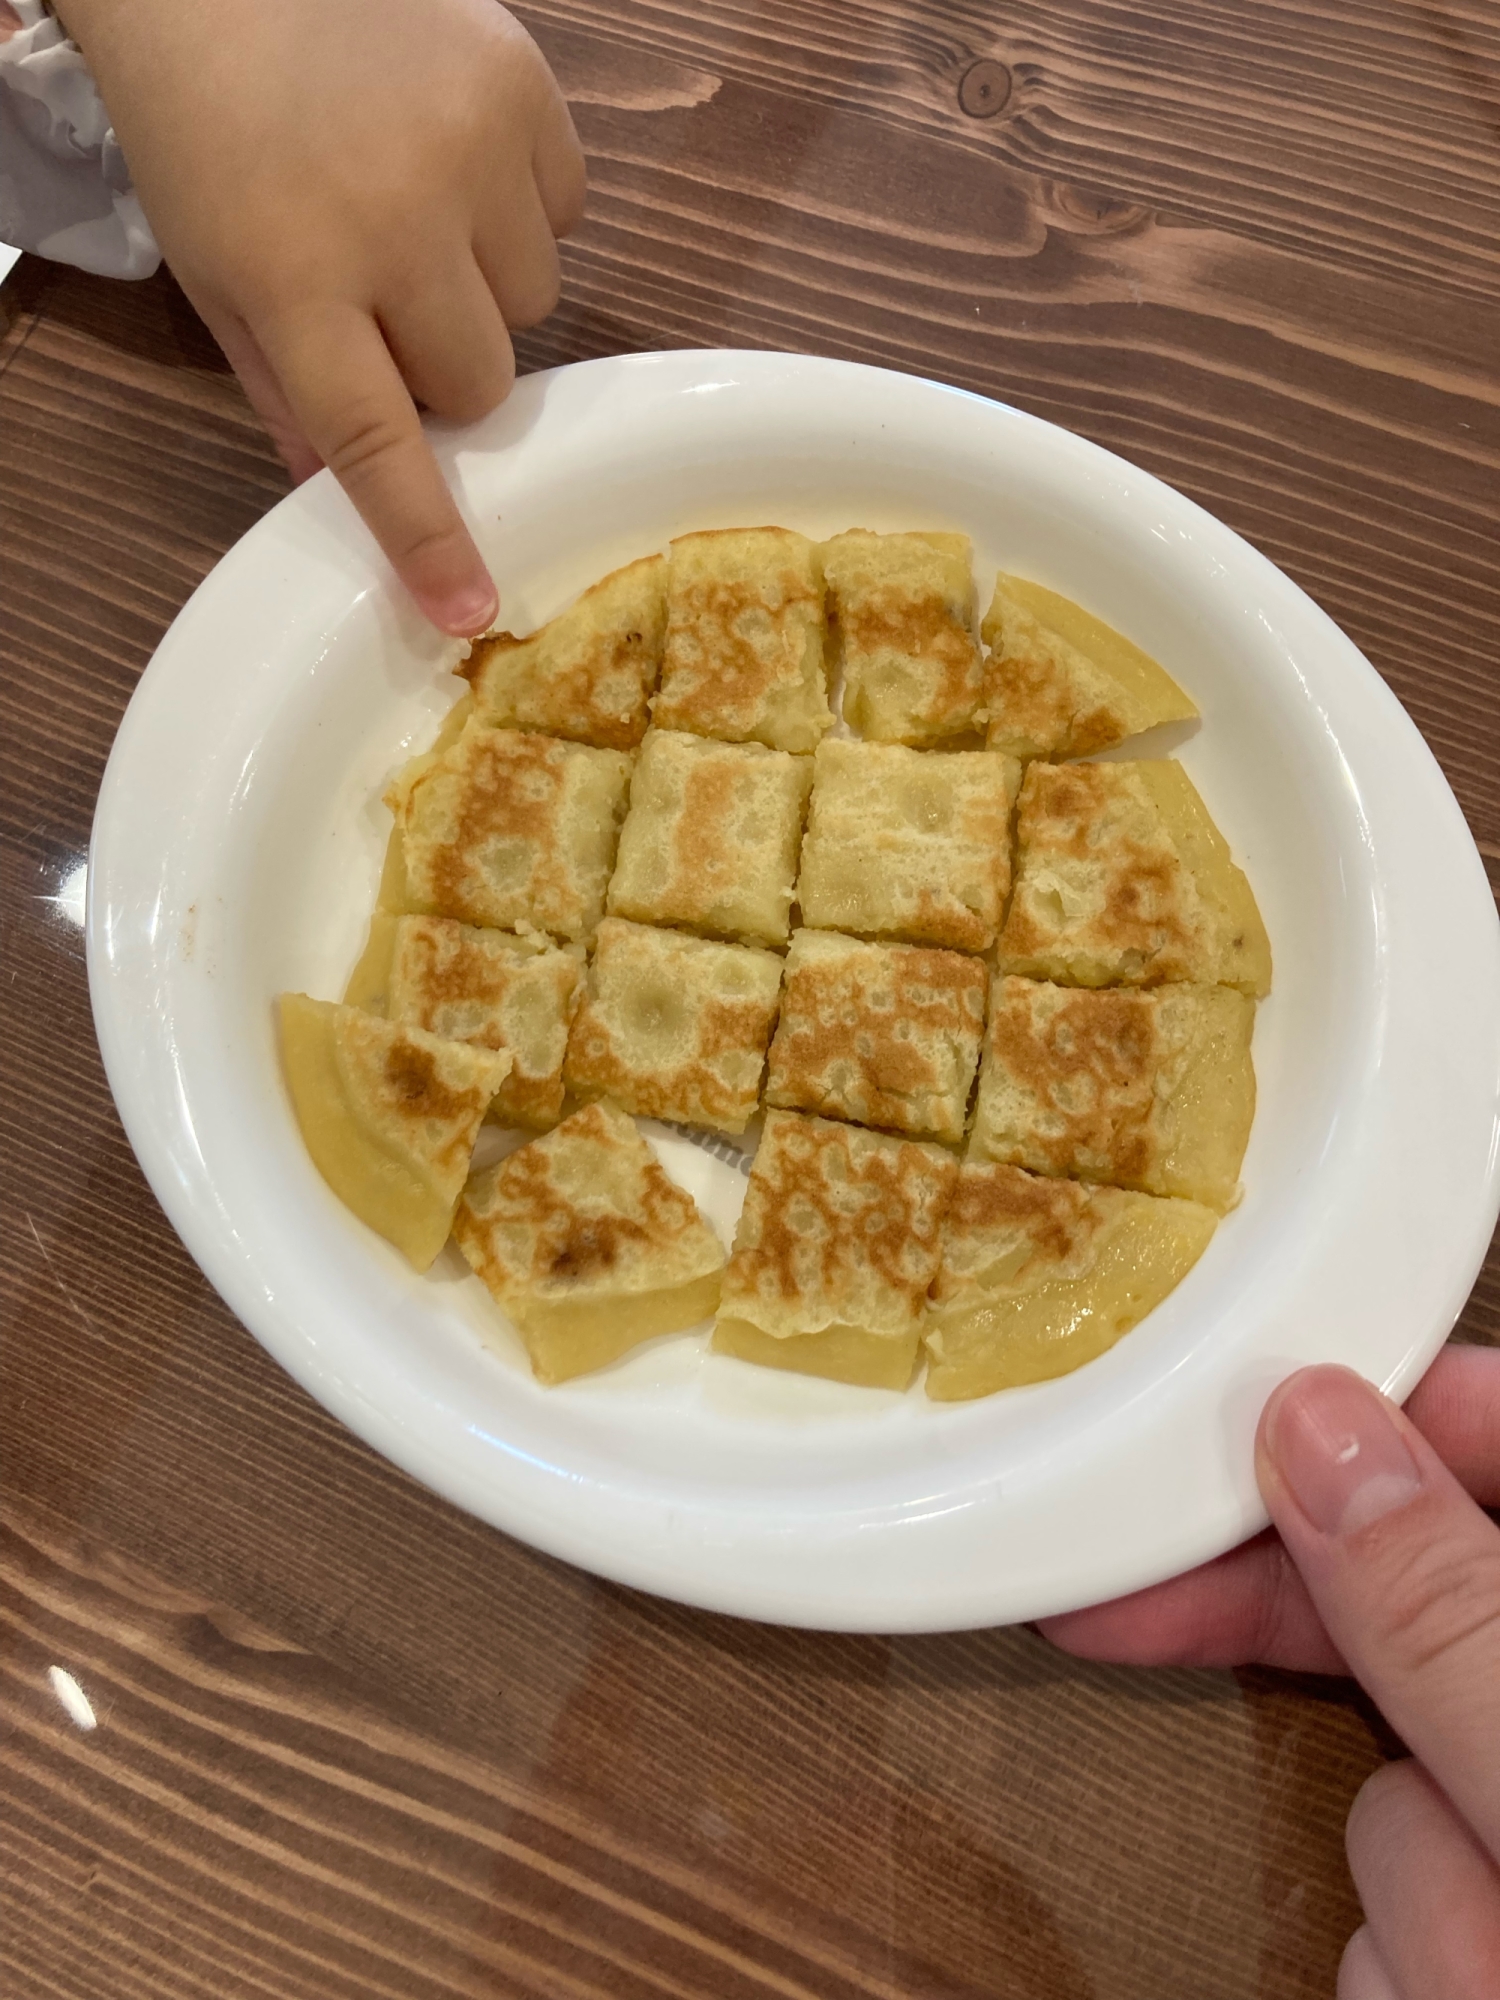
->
[0,0,160,278]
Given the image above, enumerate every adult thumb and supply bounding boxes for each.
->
[1257,1364,1500,1861]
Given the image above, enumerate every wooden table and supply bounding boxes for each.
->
[3,4,1497,1994]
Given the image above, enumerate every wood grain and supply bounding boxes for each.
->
[3,0,1497,1993]
[1,1497,1379,2000]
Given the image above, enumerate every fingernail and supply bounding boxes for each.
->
[1264,1366,1423,1538]
[430,580,498,637]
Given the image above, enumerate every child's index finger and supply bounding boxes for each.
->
[258,303,497,636]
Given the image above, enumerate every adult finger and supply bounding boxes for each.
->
[1344,1759,1500,1999]
[192,295,324,484]
[1258,1364,1500,1861]
[1037,1531,1347,1673]
[258,304,497,636]
[380,255,517,420]
[1338,1926,1403,2000]
[1039,1343,1500,1672]
[1404,1345,1500,1507]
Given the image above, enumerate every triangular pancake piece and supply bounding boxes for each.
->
[279,994,512,1270]
[983,575,1198,760]
[459,555,667,751]
[454,1101,725,1383]
[924,1161,1217,1398]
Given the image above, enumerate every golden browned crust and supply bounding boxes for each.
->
[720,1109,958,1339]
[606,730,812,947]
[983,620,1127,761]
[794,738,1021,952]
[979,977,1160,1183]
[764,930,986,1142]
[280,995,514,1269]
[824,530,982,745]
[454,1101,724,1304]
[382,915,582,1129]
[931,1158,1107,1300]
[652,527,832,752]
[344,1011,506,1184]
[981,576,1197,763]
[460,555,667,751]
[923,1157,1219,1396]
[563,919,784,1135]
[1001,763,1181,979]
[969,975,1255,1207]
[387,722,632,941]
[997,759,1271,993]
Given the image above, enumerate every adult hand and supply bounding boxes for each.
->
[1042,1349,1500,1997]
[57,0,585,635]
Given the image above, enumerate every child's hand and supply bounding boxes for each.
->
[1042,1352,1500,1996]
[58,0,585,634]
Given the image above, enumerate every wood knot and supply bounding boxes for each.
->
[1046,184,1153,237]
[958,59,1012,119]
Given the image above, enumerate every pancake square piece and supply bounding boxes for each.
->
[460,554,667,751]
[564,919,784,1135]
[923,1161,1218,1399]
[343,912,582,1129]
[454,1101,726,1384]
[795,738,1022,952]
[608,730,812,947]
[998,759,1272,995]
[765,929,986,1144]
[652,527,833,753]
[713,1110,958,1390]
[278,993,512,1271]
[824,529,984,745]
[982,575,1197,762]
[970,977,1255,1212]
[384,720,633,941]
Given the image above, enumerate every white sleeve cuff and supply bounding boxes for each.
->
[0,0,162,279]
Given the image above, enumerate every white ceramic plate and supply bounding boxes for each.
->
[88,349,1500,1631]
